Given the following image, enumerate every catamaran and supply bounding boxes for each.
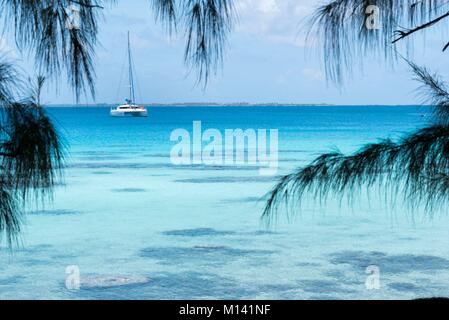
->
[110,32,148,117]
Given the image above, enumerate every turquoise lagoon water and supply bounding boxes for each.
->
[1,105,449,299]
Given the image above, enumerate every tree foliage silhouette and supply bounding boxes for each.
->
[0,0,235,246]
[264,0,449,221]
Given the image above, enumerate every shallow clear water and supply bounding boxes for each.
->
[1,105,449,300]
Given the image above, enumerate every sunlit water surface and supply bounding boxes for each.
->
[1,106,448,300]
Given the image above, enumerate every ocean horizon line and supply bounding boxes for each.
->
[43,103,426,107]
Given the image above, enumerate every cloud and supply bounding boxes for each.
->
[235,0,317,47]
[258,0,280,13]
[302,68,324,81]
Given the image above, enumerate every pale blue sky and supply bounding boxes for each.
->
[5,0,449,105]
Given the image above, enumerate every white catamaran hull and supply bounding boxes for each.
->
[110,108,148,117]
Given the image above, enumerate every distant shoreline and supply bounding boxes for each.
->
[44,103,425,107]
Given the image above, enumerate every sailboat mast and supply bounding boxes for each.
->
[127,31,136,104]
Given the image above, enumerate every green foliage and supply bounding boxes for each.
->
[149,0,235,84]
[1,0,100,99]
[264,1,449,222]
[308,0,449,83]
[263,123,449,221]
[1,1,235,97]
[0,0,235,246]
[0,63,64,247]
